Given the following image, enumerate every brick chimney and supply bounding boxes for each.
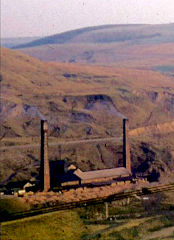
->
[123,118,131,173]
[40,120,50,191]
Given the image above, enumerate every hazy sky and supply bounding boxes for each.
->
[1,0,174,38]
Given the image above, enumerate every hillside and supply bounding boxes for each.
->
[10,24,174,70]
[2,193,174,240]
[1,37,40,49]
[1,47,174,184]
[13,24,174,48]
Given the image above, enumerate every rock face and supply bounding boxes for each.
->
[131,142,173,182]
[2,91,174,138]
[0,94,123,138]
[1,93,174,184]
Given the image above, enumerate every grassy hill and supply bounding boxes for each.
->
[13,24,174,48]
[1,47,174,184]
[10,24,174,69]
[2,210,85,240]
[2,192,174,240]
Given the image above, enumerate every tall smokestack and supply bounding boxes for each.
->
[40,120,50,191]
[123,118,131,173]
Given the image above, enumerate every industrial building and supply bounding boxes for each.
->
[40,118,132,191]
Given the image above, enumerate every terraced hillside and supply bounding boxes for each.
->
[1,47,174,184]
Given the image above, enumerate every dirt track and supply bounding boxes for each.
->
[0,137,122,151]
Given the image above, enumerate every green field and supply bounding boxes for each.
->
[2,210,85,240]
[2,192,174,240]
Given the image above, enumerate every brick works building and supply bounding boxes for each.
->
[40,119,131,191]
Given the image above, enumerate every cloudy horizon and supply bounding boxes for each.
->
[1,0,174,38]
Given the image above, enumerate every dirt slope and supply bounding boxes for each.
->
[1,48,174,184]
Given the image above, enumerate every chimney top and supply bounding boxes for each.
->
[41,120,48,131]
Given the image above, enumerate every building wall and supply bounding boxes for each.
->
[61,174,130,187]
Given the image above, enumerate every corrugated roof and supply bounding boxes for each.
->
[74,167,130,180]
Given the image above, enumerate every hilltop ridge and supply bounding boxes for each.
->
[12,23,174,49]
[9,23,174,68]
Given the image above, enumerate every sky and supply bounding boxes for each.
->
[1,0,174,38]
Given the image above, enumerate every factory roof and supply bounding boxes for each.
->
[74,167,130,180]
